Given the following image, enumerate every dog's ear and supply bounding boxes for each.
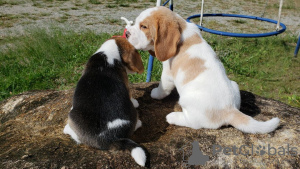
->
[114,37,144,74]
[122,49,144,74]
[152,14,181,61]
[148,50,156,57]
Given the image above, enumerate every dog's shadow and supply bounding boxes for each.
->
[131,84,261,143]
[131,83,179,143]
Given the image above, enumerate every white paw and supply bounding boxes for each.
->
[135,119,142,131]
[63,124,81,144]
[166,112,178,125]
[131,98,139,108]
[150,87,166,100]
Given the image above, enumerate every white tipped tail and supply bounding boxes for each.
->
[229,109,280,134]
[109,139,149,167]
[131,147,147,167]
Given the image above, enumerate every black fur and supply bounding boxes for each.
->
[67,48,149,167]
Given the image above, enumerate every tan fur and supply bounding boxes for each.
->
[230,109,250,126]
[140,7,205,85]
[169,35,205,85]
[207,108,250,126]
[140,7,186,61]
[113,37,144,74]
[67,118,80,137]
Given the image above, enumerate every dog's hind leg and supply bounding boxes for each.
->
[231,80,241,109]
[166,108,196,128]
[166,111,188,127]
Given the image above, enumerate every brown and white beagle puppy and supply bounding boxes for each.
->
[63,37,149,167]
[126,7,280,134]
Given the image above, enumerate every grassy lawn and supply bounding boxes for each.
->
[0,26,299,108]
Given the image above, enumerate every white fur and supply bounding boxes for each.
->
[135,119,142,131]
[107,119,130,129]
[127,7,157,50]
[131,147,146,167]
[63,124,81,143]
[128,7,280,134]
[95,39,120,65]
[131,98,139,108]
[236,117,280,134]
[181,21,203,41]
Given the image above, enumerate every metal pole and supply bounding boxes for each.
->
[294,35,300,57]
[200,0,204,27]
[276,0,283,31]
[146,0,162,82]
[170,0,173,11]
[156,0,161,6]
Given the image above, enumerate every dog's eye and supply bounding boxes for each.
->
[140,25,147,29]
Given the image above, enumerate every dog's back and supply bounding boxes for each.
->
[64,38,149,167]
[70,52,136,148]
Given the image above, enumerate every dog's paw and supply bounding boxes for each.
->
[131,98,139,108]
[166,112,178,125]
[135,119,142,131]
[151,87,166,100]
[166,112,189,128]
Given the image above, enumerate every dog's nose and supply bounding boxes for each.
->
[126,31,131,39]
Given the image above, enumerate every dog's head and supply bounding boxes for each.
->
[112,37,144,74]
[126,7,183,61]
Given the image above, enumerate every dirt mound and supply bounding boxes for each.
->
[0,82,299,168]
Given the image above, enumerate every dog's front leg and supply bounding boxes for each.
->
[131,98,139,108]
[151,61,175,100]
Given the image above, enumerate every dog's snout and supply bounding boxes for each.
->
[126,31,131,39]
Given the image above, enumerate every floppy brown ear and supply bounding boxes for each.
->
[148,50,156,57]
[122,49,144,74]
[153,16,181,61]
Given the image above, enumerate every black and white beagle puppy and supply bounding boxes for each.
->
[63,37,149,167]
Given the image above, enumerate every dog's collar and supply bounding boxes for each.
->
[112,17,132,39]
[112,28,127,39]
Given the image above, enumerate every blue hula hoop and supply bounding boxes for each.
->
[186,14,286,37]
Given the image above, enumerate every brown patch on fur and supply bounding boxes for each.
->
[140,7,187,61]
[112,37,143,98]
[230,109,250,126]
[170,35,205,85]
[113,37,144,74]
[207,108,250,126]
[177,34,202,54]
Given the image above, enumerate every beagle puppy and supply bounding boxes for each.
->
[126,7,280,134]
[63,37,149,167]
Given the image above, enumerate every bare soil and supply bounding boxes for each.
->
[0,0,299,39]
[1,82,300,168]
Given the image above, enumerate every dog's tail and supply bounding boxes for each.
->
[228,109,280,134]
[108,138,150,168]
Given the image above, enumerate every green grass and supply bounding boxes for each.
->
[204,33,299,107]
[89,0,102,5]
[0,27,299,108]
[0,26,159,101]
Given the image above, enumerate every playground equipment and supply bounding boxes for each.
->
[295,36,300,57]
[146,0,287,82]
[186,14,286,38]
